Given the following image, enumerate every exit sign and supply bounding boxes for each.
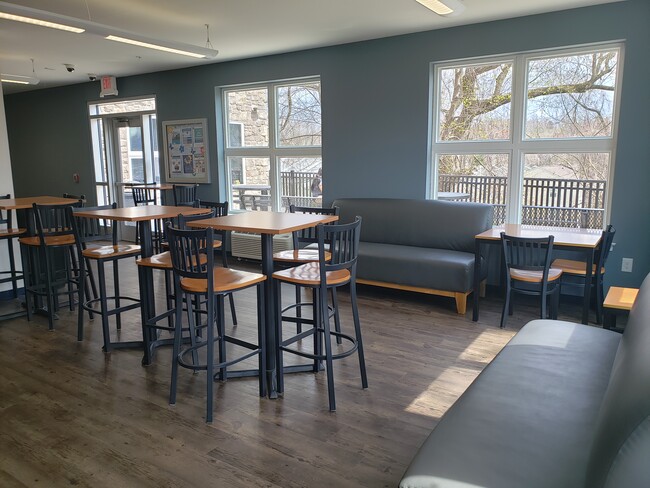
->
[100,76,118,97]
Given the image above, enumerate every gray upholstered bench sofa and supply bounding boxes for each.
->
[332,198,493,314]
[400,272,650,488]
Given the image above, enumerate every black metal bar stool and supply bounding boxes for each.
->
[273,205,340,337]
[166,224,266,423]
[71,203,141,351]
[273,217,367,411]
[0,194,26,298]
[19,202,83,330]
[173,184,199,207]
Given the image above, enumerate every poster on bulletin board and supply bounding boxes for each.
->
[162,118,210,183]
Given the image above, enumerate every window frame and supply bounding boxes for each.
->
[221,77,322,211]
[429,42,624,228]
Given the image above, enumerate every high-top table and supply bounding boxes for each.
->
[74,205,208,358]
[473,224,602,325]
[187,211,339,398]
[0,196,82,319]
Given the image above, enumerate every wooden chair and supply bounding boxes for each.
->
[0,194,26,298]
[71,204,141,351]
[552,225,616,324]
[166,224,266,423]
[19,202,83,330]
[500,232,562,329]
[273,217,367,411]
[172,184,199,207]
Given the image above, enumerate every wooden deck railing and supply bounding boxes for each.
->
[439,174,606,228]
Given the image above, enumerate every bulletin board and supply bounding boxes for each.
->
[162,118,211,183]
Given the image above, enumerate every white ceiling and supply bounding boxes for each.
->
[0,0,623,95]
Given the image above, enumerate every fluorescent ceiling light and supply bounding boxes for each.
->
[0,1,218,59]
[106,36,209,59]
[1,74,40,85]
[415,0,465,16]
[0,2,85,33]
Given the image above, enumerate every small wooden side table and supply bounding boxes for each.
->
[603,287,638,331]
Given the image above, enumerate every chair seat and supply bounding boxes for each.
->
[136,251,173,269]
[181,267,266,293]
[19,235,76,247]
[82,244,141,260]
[273,261,351,286]
[0,227,26,238]
[273,249,331,263]
[551,258,604,276]
[511,268,562,283]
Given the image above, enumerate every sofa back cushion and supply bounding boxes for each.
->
[586,272,650,487]
[332,198,493,253]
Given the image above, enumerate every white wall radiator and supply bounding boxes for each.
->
[230,232,293,260]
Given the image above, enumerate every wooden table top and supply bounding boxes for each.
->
[476,224,602,248]
[604,287,639,311]
[187,211,338,235]
[0,196,80,210]
[74,205,209,222]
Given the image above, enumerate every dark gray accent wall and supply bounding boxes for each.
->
[5,0,649,288]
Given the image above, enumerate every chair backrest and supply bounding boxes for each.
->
[166,224,214,283]
[195,199,229,217]
[132,186,157,206]
[71,203,118,247]
[0,194,12,227]
[63,193,86,206]
[596,225,616,272]
[32,202,81,244]
[500,232,555,281]
[317,216,362,279]
[177,208,216,229]
[173,184,199,207]
[289,204,340,249]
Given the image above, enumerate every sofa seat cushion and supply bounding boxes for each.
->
[357,242,480,293]
[400,320,621,488]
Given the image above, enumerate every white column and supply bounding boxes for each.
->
[0,81,22,292]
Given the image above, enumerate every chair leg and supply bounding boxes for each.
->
[295,284,302,334]
[205,292,215,423]
[7,237,18,298]
[169,289,184,406]
[217,295,227,382]
[552,287,560,320]
[20,244,33,322]
[331,288,342,345]
[97,261,112,352]
[500,285,511,329]
[275,279,285,394]
[77,256,86,341]
[228,292,237,325]
[186,292,199,371]
[42,247,55,331]
[319,286,336,412]
[350,282,368,389]
[113,260,121,331]
[595,278,604,325]
[257,283,266,398]
[312,289,321,373]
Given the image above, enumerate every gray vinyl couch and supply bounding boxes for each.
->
[332,198,493,314]
[400,272,650,488]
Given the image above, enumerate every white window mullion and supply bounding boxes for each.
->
[508,53,527,225]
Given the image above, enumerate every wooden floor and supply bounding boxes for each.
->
[0,258,597,487]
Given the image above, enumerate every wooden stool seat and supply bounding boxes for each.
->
[181,268,265,293]
[273,249,331,263]
[510,268,562,283]
[273,262,350,287]
[551,258,604,276]
[83,244,141,259]
[0,227,26,238]
[19,234,76,247]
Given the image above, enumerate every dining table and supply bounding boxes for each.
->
[187,210,339,398]
[73,205,209,359]
[473,224,603,325]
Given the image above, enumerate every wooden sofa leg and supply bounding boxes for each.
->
[454,293,467,315]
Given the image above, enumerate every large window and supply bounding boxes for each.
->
[430,44,622,229]
[222,78,322,211]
